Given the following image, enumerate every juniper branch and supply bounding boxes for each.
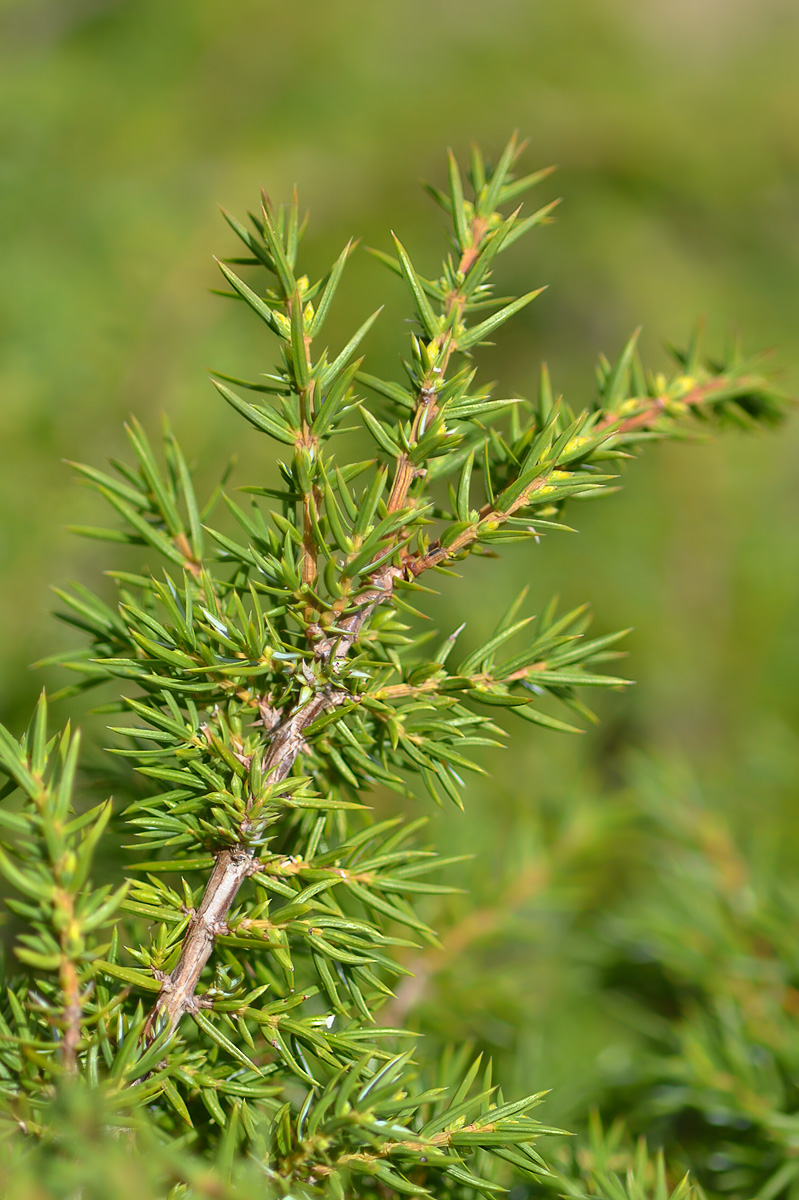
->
[2,137,788,1198]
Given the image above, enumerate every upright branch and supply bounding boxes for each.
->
[0,695,127,1081]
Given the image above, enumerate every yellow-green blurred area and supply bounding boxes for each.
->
[1,0,798,1140]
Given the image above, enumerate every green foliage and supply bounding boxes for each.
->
[591,769,799,1200]
[546,1112,705,1200]
[0,140,789,1197]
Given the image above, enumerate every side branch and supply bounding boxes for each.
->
[595,376,729,435]
[407,376,747,577]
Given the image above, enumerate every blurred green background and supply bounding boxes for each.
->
[1,0,798,1143]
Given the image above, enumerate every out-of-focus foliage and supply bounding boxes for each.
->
[600,767,799,1199]
[395,752,799,1199]
[545,1111,706,1200]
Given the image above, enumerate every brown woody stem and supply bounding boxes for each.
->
[386,386,438,514]
[59,951,82,1075]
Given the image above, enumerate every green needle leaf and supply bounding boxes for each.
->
[391,234,441,339]
[459,288,546,350]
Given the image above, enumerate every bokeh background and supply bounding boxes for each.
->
[1,0,798,1143]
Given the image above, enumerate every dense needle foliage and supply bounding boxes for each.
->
[0,139,789,1198]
